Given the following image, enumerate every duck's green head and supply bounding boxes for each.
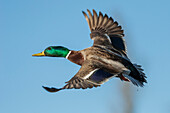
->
[32,46,70,58]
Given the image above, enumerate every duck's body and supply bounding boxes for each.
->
[68,46,127,73]
[33,9,147,92]
[67,46,145,85]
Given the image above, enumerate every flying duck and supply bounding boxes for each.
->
[32,9,147,92]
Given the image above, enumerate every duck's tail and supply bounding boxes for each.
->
[122,64,147,87]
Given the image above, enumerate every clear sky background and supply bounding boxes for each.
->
[1,0,170,113]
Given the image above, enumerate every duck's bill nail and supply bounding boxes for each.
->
[32,51,45,56]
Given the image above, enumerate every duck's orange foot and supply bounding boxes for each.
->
[120,74,130,82]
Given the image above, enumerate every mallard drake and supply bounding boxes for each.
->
[32,9,147,92]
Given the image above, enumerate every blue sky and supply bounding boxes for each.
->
[1,0,170,113]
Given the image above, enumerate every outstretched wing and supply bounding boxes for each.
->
[82,9,127,57]
[42,61,147,93]
[43,60,116,93]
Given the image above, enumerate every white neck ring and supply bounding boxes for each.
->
[66,51,72,59]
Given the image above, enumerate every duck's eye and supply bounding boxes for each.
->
[47,48,51,50]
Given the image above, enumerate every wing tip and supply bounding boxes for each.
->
[92,9,96,13]
[42,86,62,93]
[83,9,124,37]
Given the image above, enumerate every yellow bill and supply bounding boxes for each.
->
[32,51,45,56]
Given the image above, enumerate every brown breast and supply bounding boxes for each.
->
[67,51,84,65]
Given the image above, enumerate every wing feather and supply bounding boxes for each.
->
[87,9,93,30]
[97,12,104,28]
[101,14,108,28]
[93,9,98,29]
[82,11,92,31]
[82,9,127,55]
[105,17,114,28]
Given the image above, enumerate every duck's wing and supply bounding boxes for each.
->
[42,60,115,93]
[82,9,127,57]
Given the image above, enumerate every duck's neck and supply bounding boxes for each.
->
[66,51,84,65]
